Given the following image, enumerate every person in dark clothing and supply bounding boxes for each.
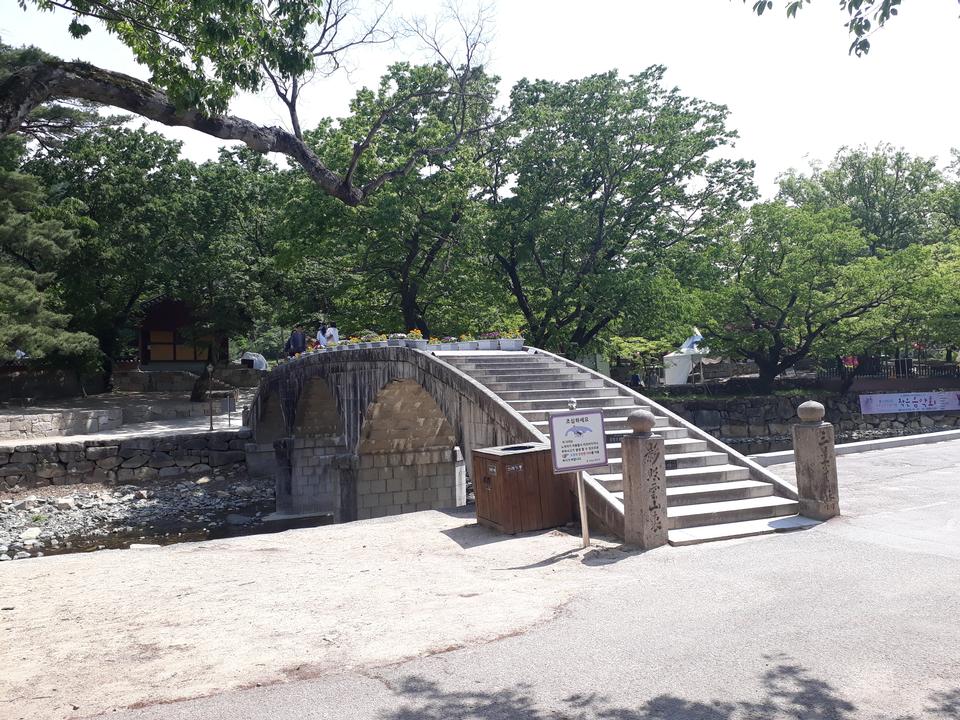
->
[284,326,307,357]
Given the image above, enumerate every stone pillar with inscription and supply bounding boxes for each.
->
[792,400,840,520]
[621,409,668,549]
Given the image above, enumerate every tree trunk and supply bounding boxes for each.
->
[399,290,428,336]
[755,361,779,395]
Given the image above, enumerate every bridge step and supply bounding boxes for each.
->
[667,496,799,530]
[519,404,651,423]
[484,379,605,391]
[667,515,820,546]
[610,479,774,507]
[545,425,690,442]
[439,349,808,547]
[496,387,622,402]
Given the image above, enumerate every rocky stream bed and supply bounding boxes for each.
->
[0,470,282,561]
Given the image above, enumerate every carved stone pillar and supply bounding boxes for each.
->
[792,400,840,520]
[621,410,669,549]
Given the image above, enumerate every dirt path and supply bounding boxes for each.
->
[0,510,619,719]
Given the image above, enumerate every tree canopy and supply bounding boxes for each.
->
[2,2,493,205]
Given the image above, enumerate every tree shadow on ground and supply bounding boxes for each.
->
[379,657,956,720]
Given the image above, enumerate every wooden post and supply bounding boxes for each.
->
[621,409,668,549]
[792,400,840,520]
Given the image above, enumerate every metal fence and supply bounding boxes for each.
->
[818,357,960,380]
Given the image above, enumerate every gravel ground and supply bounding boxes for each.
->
[0,471,275,561]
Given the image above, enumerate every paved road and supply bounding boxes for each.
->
[102,441,960,719]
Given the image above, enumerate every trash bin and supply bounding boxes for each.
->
[472,443,574,534]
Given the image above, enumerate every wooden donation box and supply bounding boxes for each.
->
[473,443,574,534]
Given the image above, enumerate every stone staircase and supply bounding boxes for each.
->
[442,350,818,546]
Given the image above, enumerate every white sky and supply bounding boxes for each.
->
[1,0,958,196]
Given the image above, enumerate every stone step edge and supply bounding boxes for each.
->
[667,515,821,546]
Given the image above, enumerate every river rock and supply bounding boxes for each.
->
[13,497,38,511]
[20,527,42,541]
[13,551,30,560]
[234,485,255,497]
[53,497,76,511]
[0,554,10,561]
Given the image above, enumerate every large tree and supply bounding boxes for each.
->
[1,2,491,206]
[0,138,99,365]
[487,68,755,355]
[777,145,944,254]
[24,126,194,358]
[704,201,927,391]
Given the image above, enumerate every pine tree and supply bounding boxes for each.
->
[0,139,99,366]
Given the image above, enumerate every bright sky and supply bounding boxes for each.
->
[2,0,958,196]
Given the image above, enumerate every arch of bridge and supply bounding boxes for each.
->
[250,346,542,460]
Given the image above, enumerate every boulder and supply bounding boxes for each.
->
[148,452,175,468]
[96,456,123,470]
[53,497,76,511]
[66,460,95,475]
[19,527,42,541]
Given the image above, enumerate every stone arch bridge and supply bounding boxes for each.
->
[248,346,806,544]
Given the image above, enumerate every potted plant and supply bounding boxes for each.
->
[427,336,442,350]
[387,332,406,347]
[327,340,339,351]
[370,333,388,348]
[405,328,428,350]
[477,331,500,350]
[457,333,478,351]
[440,336,457,351]
[498,328,525,351]
[360,332,380,348]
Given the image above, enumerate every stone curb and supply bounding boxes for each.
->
[749,428,960,467]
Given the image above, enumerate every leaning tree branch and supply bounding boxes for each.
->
[0,60,370,205]
[0,59,476,208]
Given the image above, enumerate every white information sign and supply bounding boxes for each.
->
[549,409,608,473]
[859,391,960,415]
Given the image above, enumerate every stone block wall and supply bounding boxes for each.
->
[0,397,235,441]
[355,448,459,520]
[283,435,352,516]
[0,408,124,441]
[659,393,960,440]
[0,429,251,491]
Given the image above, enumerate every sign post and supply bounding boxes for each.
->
[549,400,608,549]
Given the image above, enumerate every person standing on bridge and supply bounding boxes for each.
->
[325,322,340,345]
[316,323,328,348]
[285,326,307,357]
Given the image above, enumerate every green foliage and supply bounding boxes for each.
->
[0,144,99,366]
[746,1,946,56]
[488,68,755,354]
[778,145,944,253]
[703,202,926,387]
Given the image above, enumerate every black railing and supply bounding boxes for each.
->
[818,357,960,380]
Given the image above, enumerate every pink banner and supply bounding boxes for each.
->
[859,392,960,415]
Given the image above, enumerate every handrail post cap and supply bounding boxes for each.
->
[627,409,657,435]
[797,400,826,423]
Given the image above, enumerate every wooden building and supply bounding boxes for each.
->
[138,297,228,369]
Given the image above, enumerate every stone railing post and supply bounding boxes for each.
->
[621,410,668,549]
[792,400,840,520]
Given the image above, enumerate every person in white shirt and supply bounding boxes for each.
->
[325,322,340,344]
[316,324,328,347]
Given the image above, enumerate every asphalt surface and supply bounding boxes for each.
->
[99,441,960,719]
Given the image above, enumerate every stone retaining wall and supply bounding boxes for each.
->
[659,393,960,439]
[0,396,235,441]
[0,429,251,491]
